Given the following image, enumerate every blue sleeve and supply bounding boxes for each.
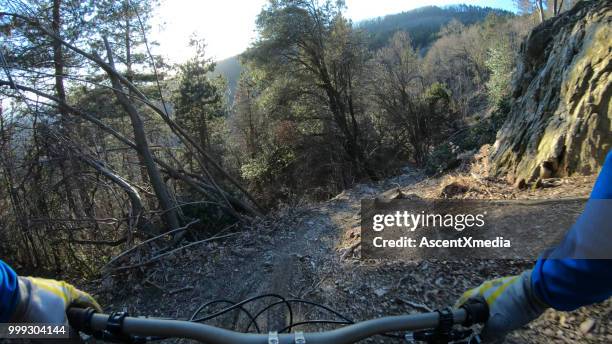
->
[0,259,20,322]
[531,151,612,311]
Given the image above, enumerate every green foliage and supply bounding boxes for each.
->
[424,82,451,106]
[486,39,515,104]
[241,157,269,181]
[172,37,226,151]
[425,98,511,175]
[425,143,457,175]
[174,38,223,115]
[91,0,162,75]
[243,0,378,189]
[462,98,510,150]
[241,147,295,180]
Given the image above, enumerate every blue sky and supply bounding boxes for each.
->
[151,0,516,63]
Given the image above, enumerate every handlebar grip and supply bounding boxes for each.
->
[460,296,489,326]
[67,307,97,333]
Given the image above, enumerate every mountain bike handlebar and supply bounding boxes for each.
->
[68,298,488,344]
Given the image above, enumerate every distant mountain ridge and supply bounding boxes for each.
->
[214,4,513,102]
[359,4,513,50]
[212,54,241,101]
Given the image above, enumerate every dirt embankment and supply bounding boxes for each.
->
[95,169,610,343]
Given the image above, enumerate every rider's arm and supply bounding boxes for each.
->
[531,150,612,311]
[0,260,20,322]
[531,259,612,311]
[0,259,102,324]
[458,151,612,340]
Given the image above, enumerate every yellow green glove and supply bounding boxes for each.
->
[456,270,548,343]
[12,277,102,324]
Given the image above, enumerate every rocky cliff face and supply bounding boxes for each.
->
[489,0,611,184]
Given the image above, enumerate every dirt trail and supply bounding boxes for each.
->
[100,169,610,343]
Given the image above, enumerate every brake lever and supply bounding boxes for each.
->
[68,308,146,343]
[404,303,486,344]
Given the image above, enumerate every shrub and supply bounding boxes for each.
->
[486,39,514,105]
[425,98,510,175]
[425,143,457,174]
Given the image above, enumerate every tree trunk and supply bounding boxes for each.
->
[103,37,181,231]
[52,0,66,106]
[537,0,545,22]
[122,1,150,194]
[346,73,377,181]
[124,0,133,86]
[52,0,89,219]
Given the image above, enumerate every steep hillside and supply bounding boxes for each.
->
[358,4,512,50]
[489,0,611,185]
